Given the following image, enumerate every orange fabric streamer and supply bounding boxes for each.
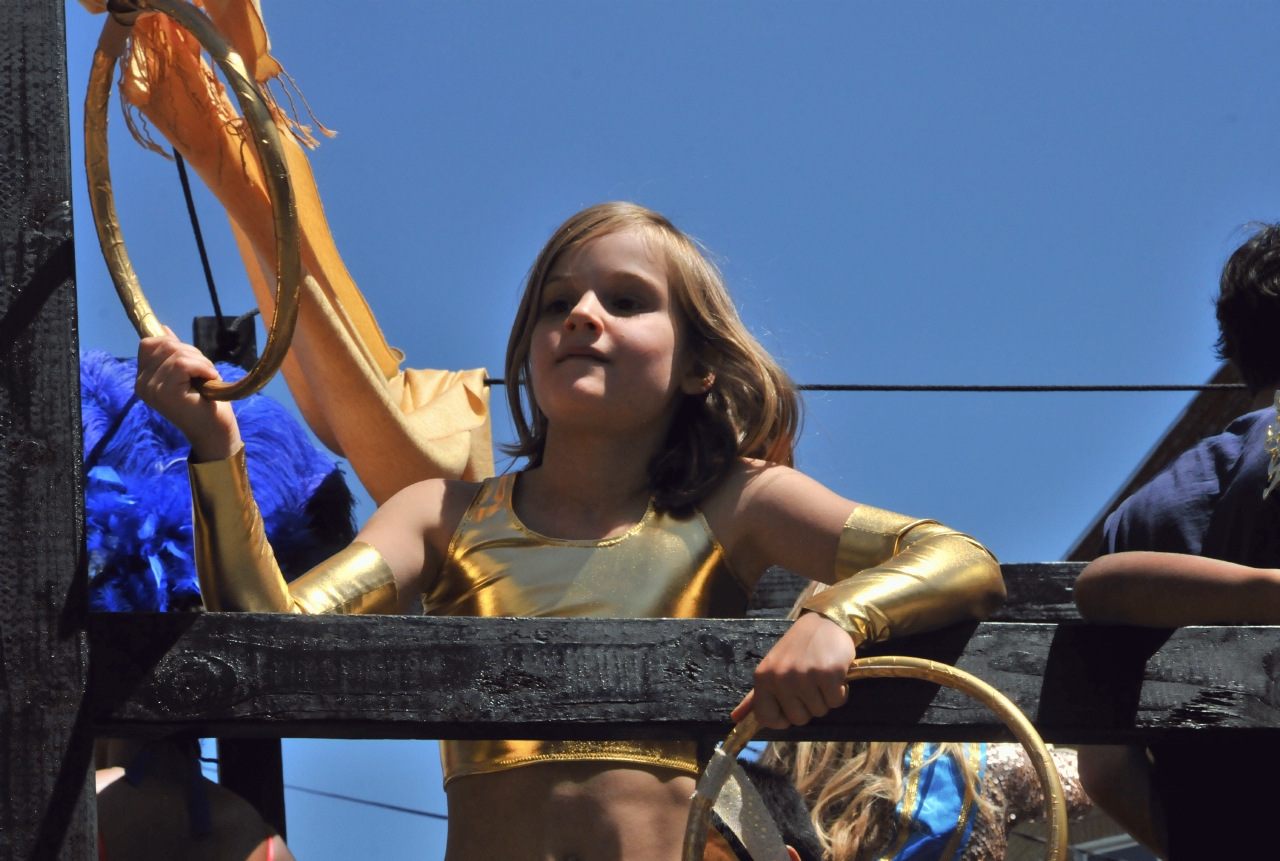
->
[80,0,494,504]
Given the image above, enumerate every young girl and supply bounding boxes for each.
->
[137,202,1006,860]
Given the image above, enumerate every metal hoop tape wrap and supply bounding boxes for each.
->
[85,0,301,401]
[683,656,1069,861]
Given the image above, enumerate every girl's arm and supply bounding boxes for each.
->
[1074,552,1280,627]
[137,333,449,613]
[715,463,1005,638]
[712,463,1005,729]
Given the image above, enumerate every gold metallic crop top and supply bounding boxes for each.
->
[430,473,749,783]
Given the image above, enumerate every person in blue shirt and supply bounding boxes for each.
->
[1074,222,1280,860]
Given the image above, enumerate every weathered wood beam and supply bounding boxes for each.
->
[0,2,95,858]
[89,614,1280,745]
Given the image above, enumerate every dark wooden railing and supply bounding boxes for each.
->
[90,607,1280,745]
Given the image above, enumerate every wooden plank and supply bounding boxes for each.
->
[89,614,1280,744]
[216,739,286,839]
[0,2,95,859]
[992,563,1082,622]
[749,562,1083,622]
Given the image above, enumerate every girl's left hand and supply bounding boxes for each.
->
[732,611,857,729]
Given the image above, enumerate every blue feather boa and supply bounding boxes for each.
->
[82,350,356,612]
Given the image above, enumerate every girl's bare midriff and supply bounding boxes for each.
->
[444,761,696,861]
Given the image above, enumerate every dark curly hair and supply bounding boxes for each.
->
[1216,223,1280,394]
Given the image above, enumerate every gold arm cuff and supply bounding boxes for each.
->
[189,445,292,612]
[289,543,398,615]
[803,510,1005,646]
[836,504,938,573]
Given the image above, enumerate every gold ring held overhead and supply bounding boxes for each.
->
[85,0,301,401]
[682,655,1069,861]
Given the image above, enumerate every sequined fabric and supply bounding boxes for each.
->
[958,746,1091,861]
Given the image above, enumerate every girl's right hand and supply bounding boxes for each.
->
[135,327,242,462]
[732,610,856,730]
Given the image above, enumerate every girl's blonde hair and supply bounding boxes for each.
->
[762,741,989,861]
[504,202,801,511]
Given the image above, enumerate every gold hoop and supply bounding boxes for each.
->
[84,0,301,401]
[682,656,1069,861]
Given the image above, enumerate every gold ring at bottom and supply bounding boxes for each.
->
[682,655,1068,861]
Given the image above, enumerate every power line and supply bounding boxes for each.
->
[795,383,1247,392]
[482,379,1246,393]
[284,784,447,820]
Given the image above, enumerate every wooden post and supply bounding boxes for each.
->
[217,739,287,839]
[0,2,96,858]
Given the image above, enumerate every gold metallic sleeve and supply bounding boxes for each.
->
[188,446,397,614]
[801,505,1005,646]
[288,543,398,615]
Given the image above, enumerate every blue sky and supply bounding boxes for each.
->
[67,1,1280,857]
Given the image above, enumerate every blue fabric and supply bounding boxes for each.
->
[1101,407,1280,567]
[81,350,351,611]
[887,744,985,861]
[1100,405,1280,860]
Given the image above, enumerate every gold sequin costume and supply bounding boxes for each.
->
[960,746,1092,861]
[188,446,1004,786]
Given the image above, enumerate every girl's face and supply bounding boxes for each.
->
[529,228,707,437]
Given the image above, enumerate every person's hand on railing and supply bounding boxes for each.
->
[731,610,857,729]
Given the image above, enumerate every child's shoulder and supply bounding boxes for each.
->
[374,478,487,560]
[704,459,852,532]
[701,459,853,582]
[729,457,814,491]
[703,458,815,514]
[389,476,484,503]
[379,477,485,529]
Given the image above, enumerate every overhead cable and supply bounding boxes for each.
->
[794,383,1248,392]
[482,379,1246,393]
[284,784,448,820]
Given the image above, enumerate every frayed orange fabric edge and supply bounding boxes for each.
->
[81,1,493,501]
